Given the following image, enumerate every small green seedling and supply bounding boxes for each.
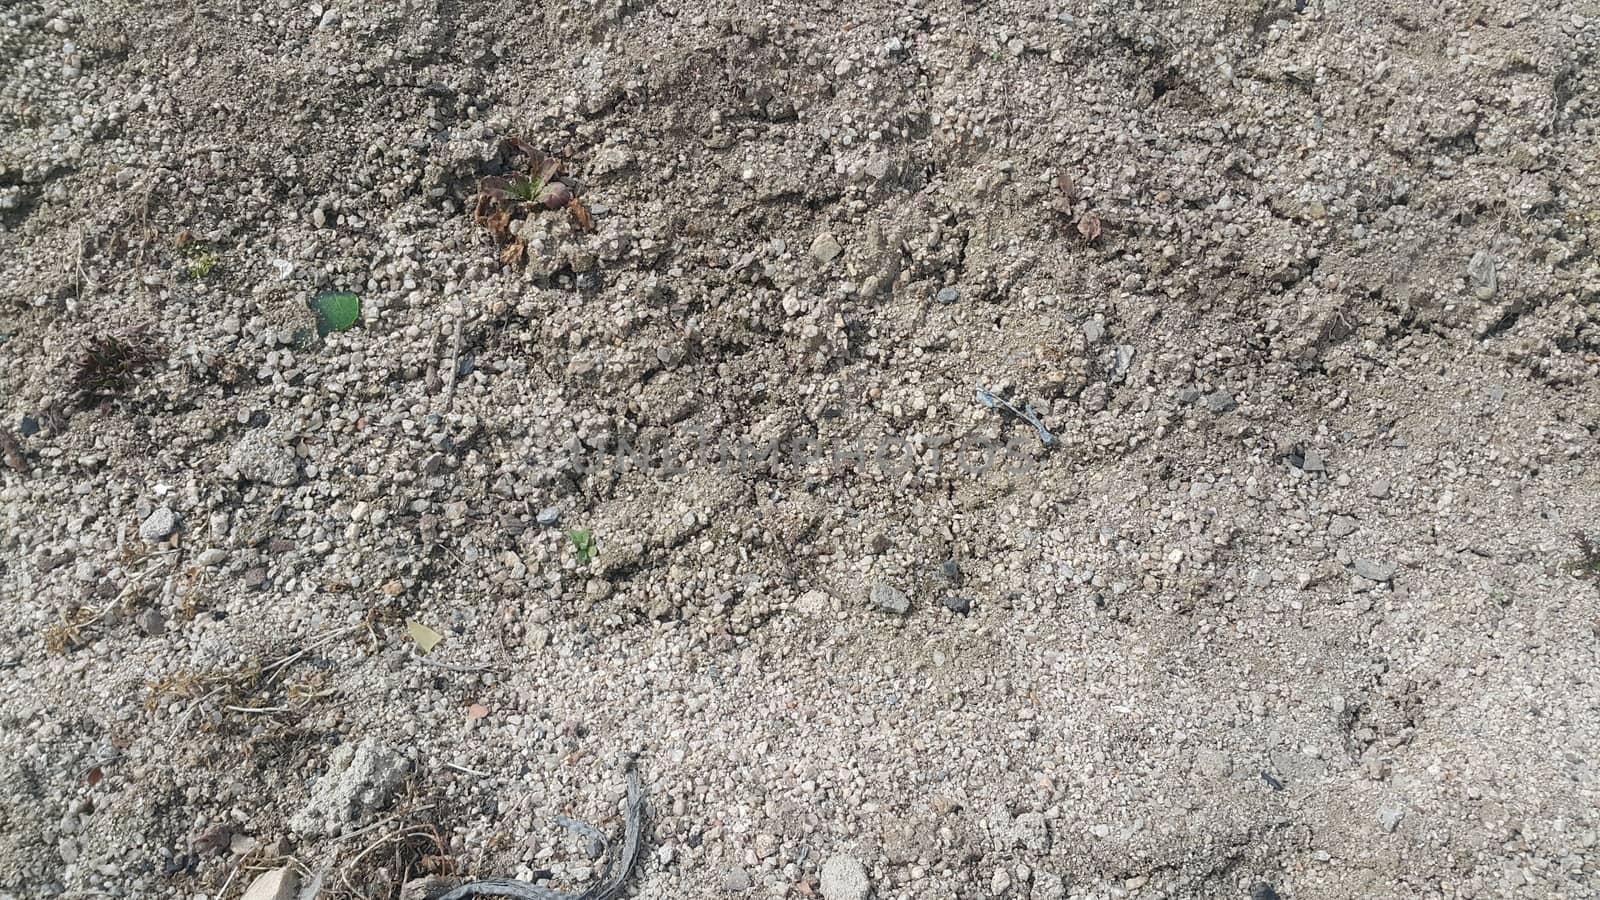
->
[309,291,361,338]
[185,251,219,280]
[568,528,596,564]
[478,139,572,211]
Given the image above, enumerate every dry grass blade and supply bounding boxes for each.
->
[337,821,448,899]
[70,333,162,409]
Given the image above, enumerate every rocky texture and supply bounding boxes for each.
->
[289,739,410,838]
[1,0,1598,898]
[819,855,870,900]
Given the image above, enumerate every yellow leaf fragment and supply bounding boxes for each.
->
[406,620,443,653]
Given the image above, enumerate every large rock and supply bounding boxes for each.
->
[242,867,299,900]
[819,855,870,900]
[290,738,410,837]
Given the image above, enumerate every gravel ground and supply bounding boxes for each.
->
[3,0,1599,898]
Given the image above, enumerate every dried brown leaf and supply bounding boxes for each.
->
[483,209,512,240]
[1076,212,1102,242]
[535,154,562,184]
[567,198,596,232]
[498,238,527,267]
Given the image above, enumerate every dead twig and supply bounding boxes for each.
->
[337,822,445,898]
[443,313,463,412]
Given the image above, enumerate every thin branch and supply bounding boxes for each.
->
[443,313,463,412]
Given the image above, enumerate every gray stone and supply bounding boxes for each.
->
[871,581,909,615]
[136,608,165,637]
[1177,387,1201,405]
[536,507,561,528]
[935,286,960,304]
[937,559,962,585]
[1368,478,1392,499]
[197,548,227,567]
[421,453,445,476]
[139,507,177,542]
[1377,803,1406,833]
[1113,344,1135,376]
[1301,448,1327,472]
[1203,391,1236,413]
[242,866,299,900]
[1250,883,1282,900]
[1329,516,1358,538]
[1353,558,1396,582]
[819,855,870,900]
[290,738,410,837]
[723,867,752,892]
[1246,568,1271,589]
[1082,319,1105,344]
[1467,250,1497,300]
[810,232,843,263]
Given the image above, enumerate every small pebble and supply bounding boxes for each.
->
[1378,803,1406,833]
[136,608,166,637]
[871,581,910,615]
[937,559,962,585]
[723,866,752,893]
[1203,391,1236,413]
[1250,883,1281,900]
[810,232,843,263]
[1300,448,1327,472]
[139,507,177,542]
[1353,558,1396,582]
